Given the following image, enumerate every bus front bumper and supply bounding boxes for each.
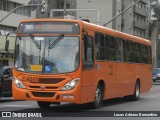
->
[12,84,81,104]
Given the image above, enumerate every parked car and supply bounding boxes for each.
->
[0,66,13,98]
[152,68,160,82]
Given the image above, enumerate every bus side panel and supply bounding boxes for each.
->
[147,65,152,91]
[121,63,135,96]
[81,71,95,104]
[146,64,152,92]
[135,64,152,93]
[103,62,117,99]
[116,63,124,97]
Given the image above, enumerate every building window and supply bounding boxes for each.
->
[133,15,136,21]
[0,25,16,34]
[140,31,142,36]
[133,29,135,34]
[0,1,30,17]
[146,20,148,23]
[140,3,143,9]
[137,29,139,35]
[144,5,146,10]
[58,3,63,9]
[137,16,139,21]
[146,7,148,11]
[0,0,2,10]
[7,1,14,12]
[130,28,132,32]
[3,1,7,11]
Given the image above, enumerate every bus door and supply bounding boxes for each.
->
[81,32,95,103]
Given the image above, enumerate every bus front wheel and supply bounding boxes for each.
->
[92,84,103,108]
[37,101,51,109]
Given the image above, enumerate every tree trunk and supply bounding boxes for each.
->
[156,22,160,68]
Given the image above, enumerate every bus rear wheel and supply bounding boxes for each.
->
[92,84,103,108]
[124,81,140,101]
[0,89,2,99]
[131,81,140,101]
[37,101,51,109]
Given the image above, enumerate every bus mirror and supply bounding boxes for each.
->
[5,40,9,52]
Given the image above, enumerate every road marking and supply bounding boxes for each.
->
[1,105,33,108]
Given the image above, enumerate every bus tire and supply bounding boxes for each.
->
[37,101,51,109]
[92,84,103,108]
[124,81,140,101]
[0,88,2,99]
[131,81,140,101]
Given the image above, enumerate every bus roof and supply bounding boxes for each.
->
[81,21,151,45]
[20,18,151,45]
[20,18,82,23]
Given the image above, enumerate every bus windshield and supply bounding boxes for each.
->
[14,36,79,74]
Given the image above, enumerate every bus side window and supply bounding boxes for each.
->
[82,35,94,69]
[116,38,123,62]
[147,46,152,64]
[141,44,148,64]
[134,43,142,63]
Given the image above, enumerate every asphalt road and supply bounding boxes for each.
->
[0,81,160,117]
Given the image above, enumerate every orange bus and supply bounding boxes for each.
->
[12,18,152,108]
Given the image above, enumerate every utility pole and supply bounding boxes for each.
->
[103,0,141,26]
[64,0,67,17]
[0,4,42,23]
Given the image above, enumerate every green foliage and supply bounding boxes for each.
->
[149,4,160,36]
[153,3,160,20]
[149,20,157,36]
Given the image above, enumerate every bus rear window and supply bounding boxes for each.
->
[18,22,80,34]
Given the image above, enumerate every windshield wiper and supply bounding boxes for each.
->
[29,34,41,49]
[48,34,64,49]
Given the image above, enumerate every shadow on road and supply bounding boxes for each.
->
[14,97,141,112]
[152,81,160,85]
[0,97,24,103]
[0,96,149,117]
[0,97,13,103]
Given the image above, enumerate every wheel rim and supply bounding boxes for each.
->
[0,89,2,98]
[135,83,140,98]
[95,88,101,103]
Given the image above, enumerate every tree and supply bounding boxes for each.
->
[150,3,160,68]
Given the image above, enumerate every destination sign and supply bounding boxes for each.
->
[18,22,80,34]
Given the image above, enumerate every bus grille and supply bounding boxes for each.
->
[32,92,55,98]
[29,86,58,90]
[38,78,65,84]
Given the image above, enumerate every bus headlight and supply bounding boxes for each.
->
[61,78,80,91]
[13,77,26,89]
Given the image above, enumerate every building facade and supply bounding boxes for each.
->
[120,0,150,39]
[76,0,151,39]
[0,0,33,67]
[36,0,76,18]
[41,0,151,39]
